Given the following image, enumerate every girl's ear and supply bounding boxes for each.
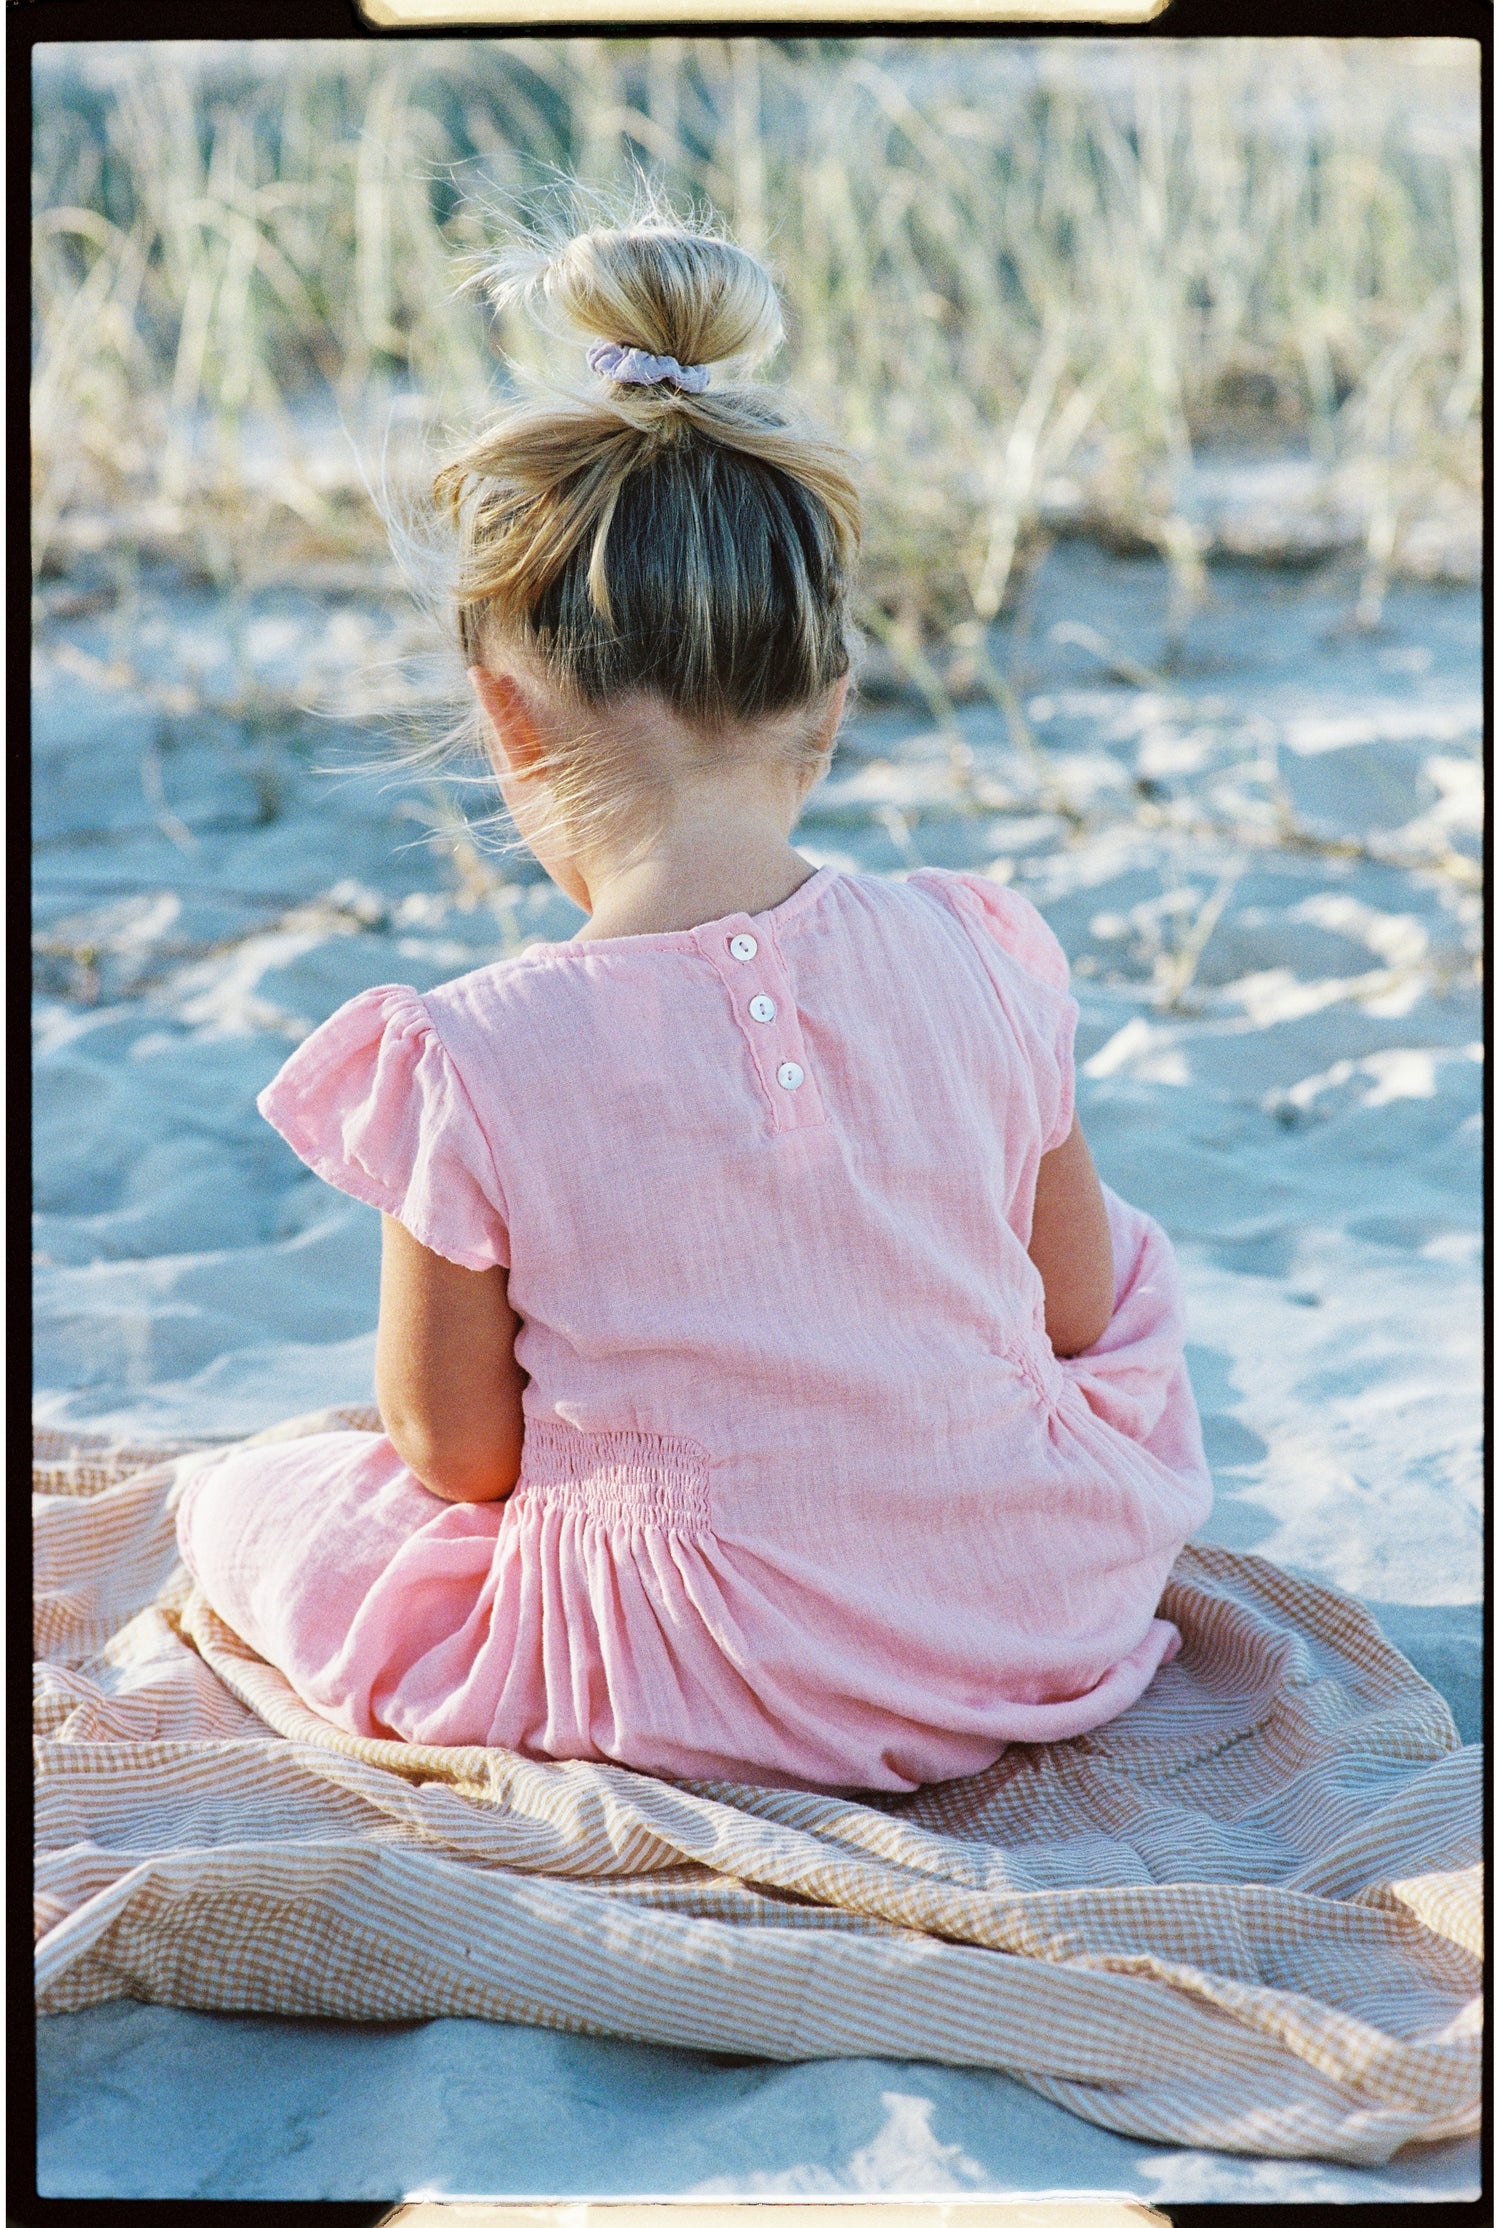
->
[799,673,850,797]
[469,666,546,780]
[817,672,851,752]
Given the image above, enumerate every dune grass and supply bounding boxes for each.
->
[33,36,1480,651]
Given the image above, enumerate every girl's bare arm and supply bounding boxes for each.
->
[374,1214,527,1502]
[1028,1115,1115,1359]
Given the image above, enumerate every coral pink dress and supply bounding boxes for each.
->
[178,867,1211,1792]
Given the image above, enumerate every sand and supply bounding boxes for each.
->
[33,527,1481,2201]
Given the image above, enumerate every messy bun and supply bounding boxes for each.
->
[536,225,784,375]
[434,217,861,750]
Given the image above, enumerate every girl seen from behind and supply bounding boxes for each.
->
[178,211,1212,1793]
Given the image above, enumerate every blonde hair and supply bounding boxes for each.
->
[431,210,862,847]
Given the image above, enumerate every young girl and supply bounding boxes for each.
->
[178,219,1212,1794]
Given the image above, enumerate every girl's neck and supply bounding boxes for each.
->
[474,669,849,940]
[575,817,818,942]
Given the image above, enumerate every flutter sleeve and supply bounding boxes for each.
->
[257,984,509,1271]
[921,869,1080,1154]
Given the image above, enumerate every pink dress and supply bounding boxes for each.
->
[178,866,1211,1792]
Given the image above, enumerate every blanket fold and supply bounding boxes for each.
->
[34,1411,1481,2166]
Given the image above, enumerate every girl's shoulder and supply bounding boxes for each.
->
[898,867,1072,997]
[419,936,589,1019]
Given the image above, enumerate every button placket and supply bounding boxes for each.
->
[700,915,824,1131]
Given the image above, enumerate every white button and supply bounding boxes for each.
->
[748,994,777,1024]
[729,933,758,962]
[777,1061,805,1091]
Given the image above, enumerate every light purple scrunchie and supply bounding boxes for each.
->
[587,340,711,394]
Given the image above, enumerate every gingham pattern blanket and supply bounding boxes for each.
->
[35,1411,1481,2165]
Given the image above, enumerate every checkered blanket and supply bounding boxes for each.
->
[34,1410,1481,2164]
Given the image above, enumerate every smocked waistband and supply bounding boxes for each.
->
[512,1419,713,1531]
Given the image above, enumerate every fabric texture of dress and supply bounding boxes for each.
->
[178,866,1213,1792]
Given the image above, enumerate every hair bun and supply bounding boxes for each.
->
[442,205,859,749]
[530,225,783,378]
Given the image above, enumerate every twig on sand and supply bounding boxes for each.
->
[1153,858,1244,1011]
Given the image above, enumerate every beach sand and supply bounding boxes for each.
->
[33,531,1481,2201]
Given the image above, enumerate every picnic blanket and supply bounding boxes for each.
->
[35,1410,1481,2168]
